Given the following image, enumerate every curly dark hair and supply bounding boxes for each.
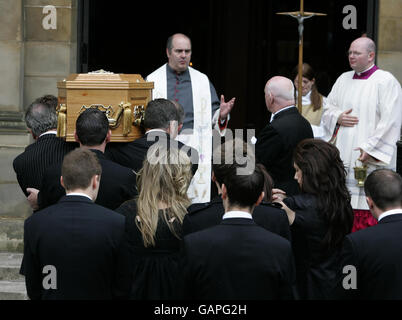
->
[294,139,354,250]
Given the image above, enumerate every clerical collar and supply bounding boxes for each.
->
[353,65,378,80]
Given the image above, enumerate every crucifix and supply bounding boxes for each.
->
[277,0,326,113]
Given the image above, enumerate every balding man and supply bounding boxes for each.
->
[322,37,402,232]
[147,33,235,203]
[255,76,313,196]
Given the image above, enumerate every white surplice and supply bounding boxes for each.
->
[322,69,402,209]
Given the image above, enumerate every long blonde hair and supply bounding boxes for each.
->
[136,143,193,247]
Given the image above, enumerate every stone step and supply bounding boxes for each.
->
[0,281,27,300]
[0,253,24,281]
[0,253,27,300]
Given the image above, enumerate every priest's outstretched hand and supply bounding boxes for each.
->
[219,95,236,120]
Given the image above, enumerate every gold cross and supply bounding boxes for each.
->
[277,0,326,113]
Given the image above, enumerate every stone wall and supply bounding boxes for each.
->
[377,0,402,84]
[0,0,77,252]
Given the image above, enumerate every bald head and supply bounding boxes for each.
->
[351,37,376,54]
[264,76,295,113]
[348,37,376,72]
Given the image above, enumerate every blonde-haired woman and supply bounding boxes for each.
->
[114,143,193,299]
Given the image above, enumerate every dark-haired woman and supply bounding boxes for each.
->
[274,139,354,299]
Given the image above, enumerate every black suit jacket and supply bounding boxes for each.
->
[23,195,125,300]
[334,213,402,300]
[255,108,313,196]
[183,196,291,240]
[181,217,296,300]
[105,131,199,175]
[13,134,76,196]
[38,149,137,210]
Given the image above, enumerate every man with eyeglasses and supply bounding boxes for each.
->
[147,33,236,203]
[321,37,402,232]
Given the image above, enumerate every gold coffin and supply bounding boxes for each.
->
[57,73,154,142]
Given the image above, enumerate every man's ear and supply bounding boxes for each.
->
[28,128,37,140]
[105,130,112,144]
[368,51,375,62]
[221,184,228,200]
[74,131,80,143]
[166,48,171,59]
[366,196,374,210]
[255,191,265,206]
[92,175,100,190]
[60,176,65,189]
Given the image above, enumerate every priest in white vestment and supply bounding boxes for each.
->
[147,33,235,203]
[322,37,402,231]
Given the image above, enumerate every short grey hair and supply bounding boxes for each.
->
[25,102,58,137]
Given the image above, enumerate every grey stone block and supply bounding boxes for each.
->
[24,6,73,42]
[0,0,22,41]
[0,253,24,281]
[25,42,72,76]
[0,41,22,111]
[0,219,25,253]
[0,281,27,300]
[23,76,60,108]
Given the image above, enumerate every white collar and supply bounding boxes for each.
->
[270,105,296,122]
[39,130,57,138]
[222,211,252,220]
[296,90,312,103]
[356,64,375,76]
[378,209,402,222]
[66,193,93,201]
[301,91,312,105]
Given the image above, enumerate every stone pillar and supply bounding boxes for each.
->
[377,0,402,84]
[0,0,77,252]
[377,0,402,176]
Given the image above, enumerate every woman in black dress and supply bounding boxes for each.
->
[274,139,354,299]
[114,143,193,299]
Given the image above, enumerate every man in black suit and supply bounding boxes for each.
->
[105,98,198,175]
[13,97,76,197]
[334,169,402,300]
[23,148,125,299]
[181,162,296,300]
[255,76,313,196]
[28,108,137,210]
[183,138,290,240]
